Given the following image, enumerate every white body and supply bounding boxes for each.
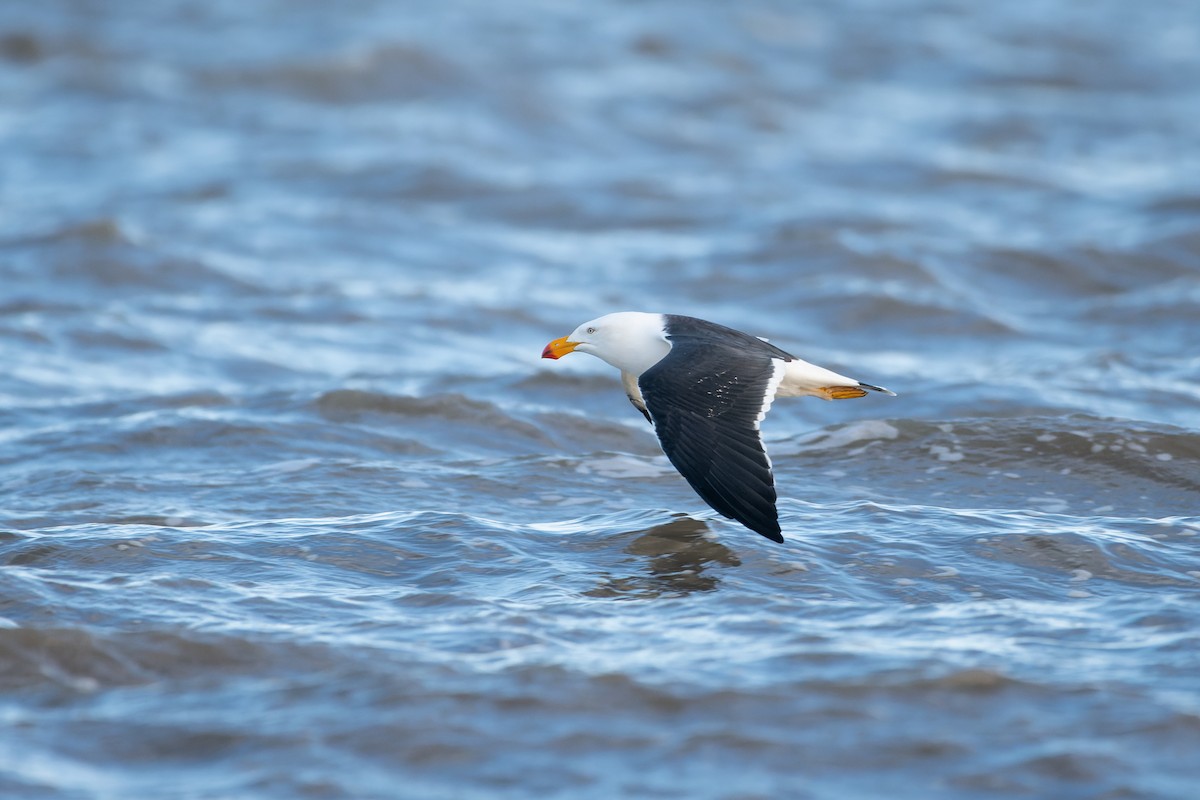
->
[565,311,866,405]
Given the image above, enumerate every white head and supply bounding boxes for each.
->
[542,311,670,376]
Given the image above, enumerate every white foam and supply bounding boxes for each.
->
[1028,496,1069,513]
[929,445,964,462]
[398,478,430,488]
[791,420,900,453]
[577,455,675,479]
[256,458,320,475]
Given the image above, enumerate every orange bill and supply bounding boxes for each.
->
[542,336,579,360]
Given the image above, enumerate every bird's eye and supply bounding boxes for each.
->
[586,327,596,334]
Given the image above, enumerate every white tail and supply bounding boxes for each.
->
[775,358,895,401]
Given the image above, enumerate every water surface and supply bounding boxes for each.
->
[2,1,1200,798]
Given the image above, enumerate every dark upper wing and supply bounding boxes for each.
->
[637,331,786,543]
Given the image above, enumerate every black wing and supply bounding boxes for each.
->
[638,328,786,543]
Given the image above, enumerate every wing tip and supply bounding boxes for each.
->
[758,527,785,544]
[859,382,897,397]
[742,516,783,543]
[814,382,896,400]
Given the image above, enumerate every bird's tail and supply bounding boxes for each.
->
[777,359,896,400]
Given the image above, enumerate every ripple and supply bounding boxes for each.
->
[4,0,1200,797]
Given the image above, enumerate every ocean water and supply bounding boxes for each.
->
[2,1,1200,798]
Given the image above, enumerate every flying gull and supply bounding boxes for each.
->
[542,312,894,543]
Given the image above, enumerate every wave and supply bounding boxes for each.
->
[199,42,467,105]
[775,415,1200,518]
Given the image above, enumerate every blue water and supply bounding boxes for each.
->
[2,1,1200,798]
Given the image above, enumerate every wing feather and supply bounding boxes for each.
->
[638,328,786,543]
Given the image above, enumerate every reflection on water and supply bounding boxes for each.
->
[586,517,741,598]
